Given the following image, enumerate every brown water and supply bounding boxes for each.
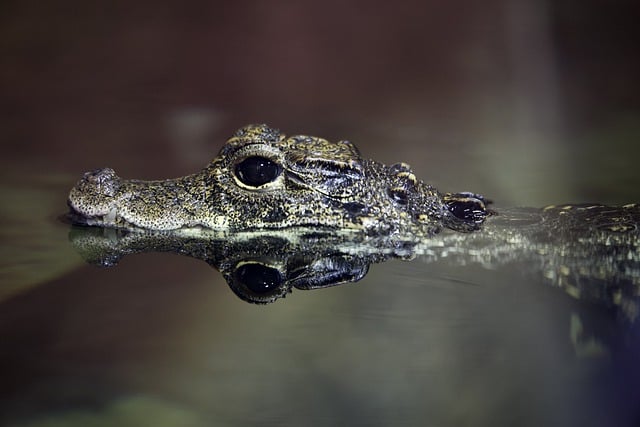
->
[2,1,640,426]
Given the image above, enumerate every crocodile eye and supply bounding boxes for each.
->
[235,156,282,187]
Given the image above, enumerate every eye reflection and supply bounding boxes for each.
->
[234,262,284,294]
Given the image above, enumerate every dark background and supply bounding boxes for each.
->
[2,0,639,205]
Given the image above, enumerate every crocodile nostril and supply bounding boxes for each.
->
[80,168,121,196]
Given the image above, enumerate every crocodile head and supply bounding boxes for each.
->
[67,124,488,235]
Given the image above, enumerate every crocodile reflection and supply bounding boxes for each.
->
[69,204,640,321]
[69,226,400,304]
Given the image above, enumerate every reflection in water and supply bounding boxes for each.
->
[69,204,640,321]
[52,204,640,427]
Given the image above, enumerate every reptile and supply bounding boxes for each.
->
[67,124,488,236]
[67,124,640,318]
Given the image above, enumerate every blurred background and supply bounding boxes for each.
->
[2,1,640,426]
[2,0,639,205]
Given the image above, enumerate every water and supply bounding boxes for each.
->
[1,179,639,426]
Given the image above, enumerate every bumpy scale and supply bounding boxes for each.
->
[68,124,488,236]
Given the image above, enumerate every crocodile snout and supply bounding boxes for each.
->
[68,168,122,224]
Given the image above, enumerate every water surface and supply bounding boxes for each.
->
[1,172,639,427]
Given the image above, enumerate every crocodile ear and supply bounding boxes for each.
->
[285,136,365,198]
[287,157,365,198]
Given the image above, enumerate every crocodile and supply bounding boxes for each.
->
[66,124,640,317]
[67,124,488,236]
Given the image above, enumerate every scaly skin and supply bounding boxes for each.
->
[67,126,640,320]
[67,124,488,235]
